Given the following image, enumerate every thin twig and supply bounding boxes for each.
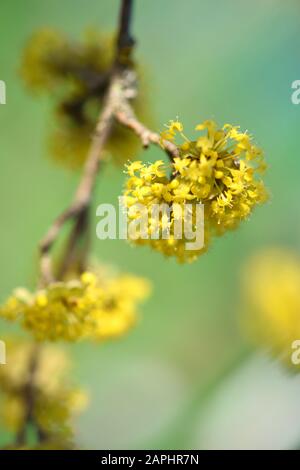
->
[115,100,180,160]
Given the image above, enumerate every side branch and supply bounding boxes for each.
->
[115,97,180,160]
[39,76,118,284]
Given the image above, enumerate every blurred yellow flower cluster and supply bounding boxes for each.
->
[242,248,300,367]
[0,339,87,449]
[20,28,150,169]
[123,120,267,262]
[0,272,150,342]
[20,28,113,91]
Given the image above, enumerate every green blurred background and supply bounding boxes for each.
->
[1,0,300,450]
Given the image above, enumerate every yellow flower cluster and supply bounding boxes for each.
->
[20,29,115,92]
[0,339,87,449]
[0,272,150,342]
[123,159,209,263]
[242,248,300,368]
[20,28,150,169]
[123,119,267,262]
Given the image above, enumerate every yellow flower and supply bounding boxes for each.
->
[125,161,143,177]
[161,120,183,141]
[242,248,300,369]
[0,271,151,342]
[150,160,166,178]
[0,338,88,448]
[173,157,190,175]
[122,119,267,262]
[169,120,183,133]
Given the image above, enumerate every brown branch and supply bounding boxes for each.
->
[39,77,119,284]
[115,101,180,160]
[38,0,138,286]
[117,0,135,53]
[15,344,46,447]
[57,206,90,280]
